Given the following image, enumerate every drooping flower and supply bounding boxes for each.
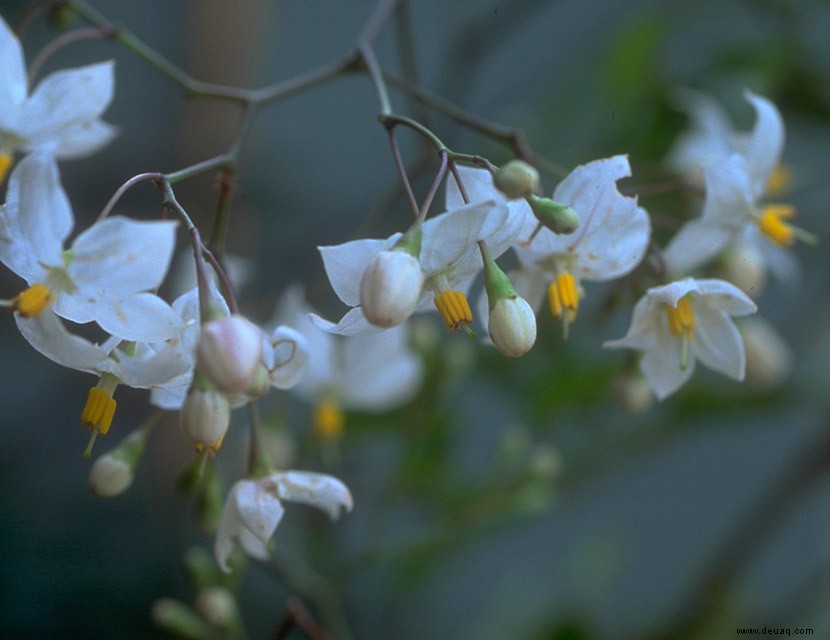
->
[508,155,650,337]
[663,91,809,276]
[276,286,422,439]
[0,153,181,341]
[214,471,352,572]
[604,277,757,399]
[0,16,116,165]
[314,176,520,335]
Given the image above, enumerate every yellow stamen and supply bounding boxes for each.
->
[765,165,793,198]
[547,272,580,339]
[666,296,695,371]
[0,153,12,184]
[313,398,344,442]
[433,290,472,332]
[194,435,225,456]
[758,204,796,246]
[12,283,54,318]
[81,387,117,437]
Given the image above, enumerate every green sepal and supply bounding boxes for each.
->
[480,241,518,311]
[393,222,423,258]
[527,194,579,234]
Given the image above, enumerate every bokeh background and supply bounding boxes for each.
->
[1,0,829,638]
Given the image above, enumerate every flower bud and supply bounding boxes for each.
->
[151,598,211,639]
[360,249,424,327]
[88,428,148,497]
[527,194,579,234]
[741,318,792,389]
[488,296,537,357]
[181,388,231,454]
[196,315,264,394]
[195,587,239,628]
[493,160,539,199]
[719,244,766,296]
[612,372,654,414]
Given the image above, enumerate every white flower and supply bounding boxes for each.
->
[214,471,352,572]
[510,155,650,336]
[604,278,757,399]
[0,153,181,341]
[314,178,519,335]
[663,91,806,276]
[278,286,422,413]
[0,16,116,159]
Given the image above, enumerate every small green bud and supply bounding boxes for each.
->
[527,194,579,234]
[493,160,539,199]
[151,598,211,640]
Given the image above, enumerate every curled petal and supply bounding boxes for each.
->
[266,325,310,389]
[272,471,353,520]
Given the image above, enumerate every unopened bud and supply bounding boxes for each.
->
[360,249,424,327]
[741,318,792,389]
[719,244,766,296]
[88,428,148,497]
[181,388,230,454]
[493,160,539,199]
[489,297,537,357]
[196,315,264,394]
[527,194,579,234]
[195,587,239,628]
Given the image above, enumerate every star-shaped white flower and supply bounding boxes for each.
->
[0,16,116,159]
[662,91,806,276]
[604,277,757,399]
[0,153,182,341]
[314,183,519,335]
[509,155,651,336]
[214,471,352,572]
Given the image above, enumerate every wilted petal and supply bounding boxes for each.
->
[273,471,353,520]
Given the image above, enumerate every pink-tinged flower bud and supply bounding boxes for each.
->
[196,315,264,394]
[181,388,231,454]
[488,296,537,357]
[494,160,539,199]
[360,250,424,327]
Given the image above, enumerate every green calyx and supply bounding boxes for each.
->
[480,241,518,310]
[527,194,579,234]
[392,223,422,258]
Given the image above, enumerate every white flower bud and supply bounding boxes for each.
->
[488,296,537,357]
[181,388,231,453]
[719,244,766,296]
[493,160,540,199]
[89,453,133,497]
[360,249,424,327]
[196,315,264,394]
[195,587,238,628]
[741,318,792,389]
[612,372,654,414]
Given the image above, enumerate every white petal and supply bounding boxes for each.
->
[110,342,192,389]
[695,278,757,316]
[645,278,700,307]
[14,311,107,373]
[445,165,507,210]
[699,153,754,225]
[0,16,27,118]
[667,89,735,174]
[63,292,184,342]
[273,471,353,520]
[0,153,72,279]
[70,217,178,294]
[419,201,492,277]
[338,327,423,410]
[741,91,785,200]
[604,294,661,352]
[266,325,310,389]
[639,334,695,400]
[319,237,396,307]
[309,308,378,336]
[662,218,735,276]
[150,381,189,410]
[691,303,746,381]
[18,61,115,148]
[233,480,286,544]
[49,119,118,159]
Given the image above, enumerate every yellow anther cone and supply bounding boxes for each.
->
[433,290,472,332]
[12,283,53,318]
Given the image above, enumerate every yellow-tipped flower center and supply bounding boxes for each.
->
[758,204,796,247]
[313,398,344,442]
[547,272,580,339]
[81,387,117,437]
[433,290,472,332]
[666,295,695,370]
[765,164,793,198]
[12,283,54,318]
